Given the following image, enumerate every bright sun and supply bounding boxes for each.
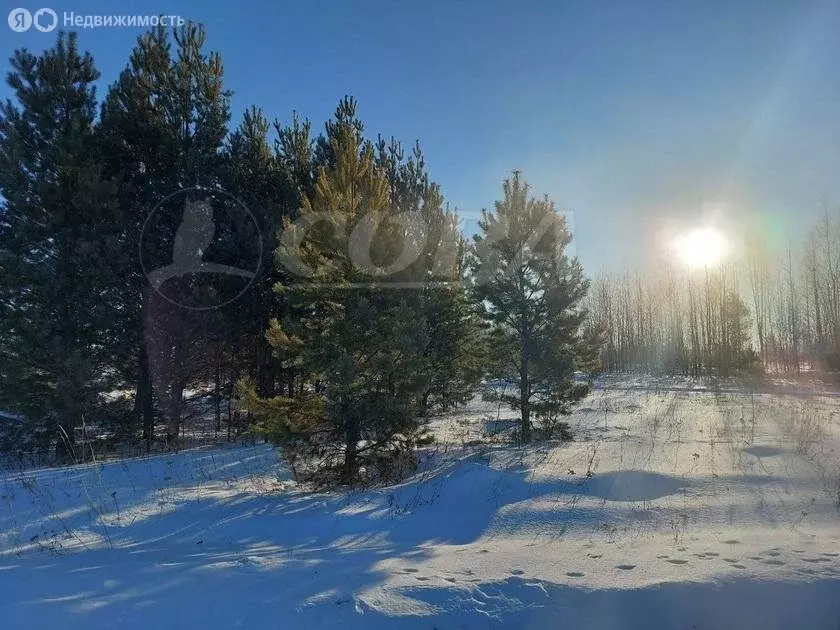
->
[675,227,727,269]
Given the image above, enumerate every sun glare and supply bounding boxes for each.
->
[675,227,727,269]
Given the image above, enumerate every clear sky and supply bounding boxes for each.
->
[3,0,840,272]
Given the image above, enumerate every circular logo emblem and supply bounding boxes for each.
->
[8,8,32,32]
[33,8,57,32]
[139,187,262,311]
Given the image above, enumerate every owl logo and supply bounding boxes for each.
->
[142,188,261,310]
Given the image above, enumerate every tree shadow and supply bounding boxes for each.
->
[0,445,818,628]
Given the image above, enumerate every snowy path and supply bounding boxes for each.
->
[0,383,838,628]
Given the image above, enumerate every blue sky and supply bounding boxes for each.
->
[3,0,840,271]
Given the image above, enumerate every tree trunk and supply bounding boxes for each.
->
[214,353,222,436]
[257,342,274,397]
[227,390,233,442]
[520,337,531,443]
[165,377,184,447]
[420,389,431,416]
[343,412,359,485]
[138,344,155,451]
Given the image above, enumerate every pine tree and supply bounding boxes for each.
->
[470,172,597,442]
[243,99,430,485]
[219,108,290,401]
[0,32,119,457]
[100,24,231,446]
[373,137,485,413]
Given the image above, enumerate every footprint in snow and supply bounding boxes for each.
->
[444,577,457,583]
[403,568,419,573]
[587,554,602,559]
[802,557,830,564]
[764,550,781,557]
[415,576,429,581]
[616,564,636,571]
[666,559,688,565]
[732,564,746,569]
[762,559,785,566]
[510,569,525,575]
[656,554,669,559]
[723,539,740,545]
[566,572,585,578]
[723,558,739,563]
[821,552,839,557]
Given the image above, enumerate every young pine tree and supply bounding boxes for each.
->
[244,99,429,485]
[470,172,599,442]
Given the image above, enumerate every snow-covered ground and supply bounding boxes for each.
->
[1,378,839,628]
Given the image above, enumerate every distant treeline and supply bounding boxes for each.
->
[587,213,840,376]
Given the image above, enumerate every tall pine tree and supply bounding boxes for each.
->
[373,137,484,413]
[100,24,230,445]
[243,99,431,484]
[0,33,119,457]
[470,172,598,442]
